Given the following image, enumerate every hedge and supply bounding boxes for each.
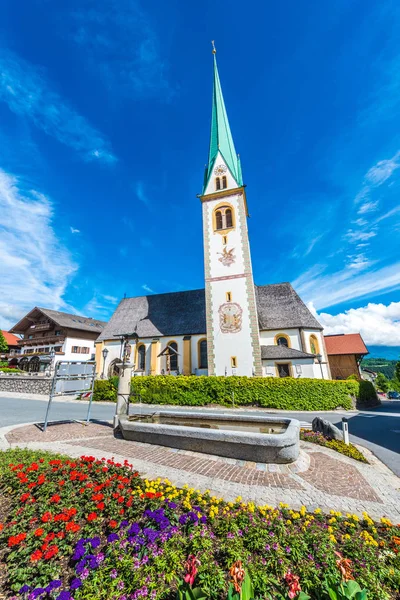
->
[92,375,377,411]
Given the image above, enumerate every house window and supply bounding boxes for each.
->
[72,346,79,353]
[138,345,146,371]
[231,356,237,368]
[277,363,291,378]
[222,175,227,189]
[309,334,320,355]
[55,330,61,336]
[54,346,62,352]
[226,291,232,302]
[198,339,208,369]
[81,347,90,354]
[222,235,227,245]
[215,177,221,190]
[213,204,235,232]
[275,333,290,348]
[168,342,178,371]
[28,335,33,339]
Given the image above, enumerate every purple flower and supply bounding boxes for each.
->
[70,579,82,590]
[72,545,86,561]
[286,547,291,553]
[110,569,118,579]
[265,544,271,551]
[81,569,90,580]
[76,559,87,575]
[269,531,275,536]
[117,582,125,591]
[272,543,278,550]
[19,586,31,594]
[90,537,101,549]
[46,581,62,593]
[96,553,105,565]
[32,589,46,599]
[56,593,72,600]
[167,502,177,509]
[108,533,119,543]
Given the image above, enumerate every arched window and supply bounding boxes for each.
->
[213,204,235,232]
[198,339,208,369]
[19,357,29,371]
[215,177,221,190]
[275,333,290,348]
[168,342,178,371]
[222,175,227,189]
[137,345,146,371]
[309,335,320,355]
[29,356,40,372]
[108,359,121,378]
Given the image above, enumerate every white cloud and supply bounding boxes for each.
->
[345,229,376,243]
[135,181,151,208]
[347,254,372,270]
[358,201,379,214]
[0,50,116,163]
[81,293,118,319]
[293,261,400,310]
[365,153,400,185]
[312,301,400,347]
[142,284,154,293]
[0,168,77,329]
[70,227,80,234]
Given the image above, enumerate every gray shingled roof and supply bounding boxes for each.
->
[255,283,322,330]
[10,307,106,334]
[98,282,322,341]
[260,345,316,360]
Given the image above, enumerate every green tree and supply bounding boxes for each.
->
[0,330,8,354]
[375,372,389,393]
[395,360,400,382]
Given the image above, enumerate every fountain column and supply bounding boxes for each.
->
[113,360,134,428]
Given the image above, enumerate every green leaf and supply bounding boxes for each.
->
[345,581,362,598]
[227,583,240,600]
[298,593,311,600]
[327,589,339,600]
[240,572,254,600]
[190,587,207,600]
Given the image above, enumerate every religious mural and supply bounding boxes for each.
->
[218,246,235,267]
[219,302,242,333]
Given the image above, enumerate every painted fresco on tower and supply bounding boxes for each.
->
[219,302,242,333]
[218,246,235,267]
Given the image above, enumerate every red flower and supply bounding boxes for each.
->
[41,512,53,523]
[66,522,80,533]
[117,497,124,504]
[57,531,65,539]
[92,493,104,502]
[50,494,61,503]
[8,533,27,547]
[0,523,3,532]
[30,549,43,562]
[59,480,65,486]
[284,571,302,599]
[45,532,55,542]
[34,528,44,537]
[44,545,59,560]
[37,474,45,485]
[87,512,97,522]
[39,458,44,463]
[20,493,30,503]
[96,502,105,511]
[184,555,200,587]
[109,520,118,528]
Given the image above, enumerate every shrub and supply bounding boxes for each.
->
[92,379,117,402]
[129,376,368,411]
[0,367,23,373]
[300,430,368,463]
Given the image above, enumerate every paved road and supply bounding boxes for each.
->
[1,396,399,476]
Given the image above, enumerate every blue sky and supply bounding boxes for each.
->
[0,0,400,347]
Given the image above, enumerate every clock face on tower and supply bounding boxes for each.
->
[214,164,227,176]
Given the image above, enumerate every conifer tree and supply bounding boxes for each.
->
[0,330,8,354]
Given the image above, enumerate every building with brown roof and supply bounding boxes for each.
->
[324,333,369,380]
[0,330,22,360]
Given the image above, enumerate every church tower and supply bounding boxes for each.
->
[201,46,262,377]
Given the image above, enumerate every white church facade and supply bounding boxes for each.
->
[96,50,330,381]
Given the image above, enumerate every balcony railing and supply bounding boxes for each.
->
[18,337,65,346]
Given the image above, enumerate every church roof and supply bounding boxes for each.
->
[98,282,322,341]
[203,53,243,193]
[260,345,316,360]
[255,283,322,330]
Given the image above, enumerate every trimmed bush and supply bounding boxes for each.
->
[92,375,377,410]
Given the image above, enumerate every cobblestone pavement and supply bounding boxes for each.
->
[1,421,400,522]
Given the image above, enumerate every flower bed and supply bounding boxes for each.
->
[299,430,368,463]
[0,449,399,600]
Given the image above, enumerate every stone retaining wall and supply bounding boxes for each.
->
[0,376,52,395]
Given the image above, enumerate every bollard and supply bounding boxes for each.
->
[342,417,350,445]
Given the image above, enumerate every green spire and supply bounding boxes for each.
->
[203,48,243,194]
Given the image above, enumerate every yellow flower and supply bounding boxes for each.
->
[286,519,292,525]
[329,535,337,543]
[329,517,336,524]
[314,508,322,515]
[344,534,351,540]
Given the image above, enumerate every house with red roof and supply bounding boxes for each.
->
[0,330,22,359]
[324,333,369,380]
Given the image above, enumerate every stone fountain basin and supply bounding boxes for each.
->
[118,411,300,464]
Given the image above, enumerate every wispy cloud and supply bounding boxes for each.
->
[358,200,379,214]
[142,284,154,294]
[347,254,372,271]
[313,301,400,346]
[345,229,377,243]
[0,168,77,329]
[293,261,400,310]
[135,181,152,209]
[81,293,118,319]
[70,0,175,100]
[0,50,116,163]
[70,227,80,234]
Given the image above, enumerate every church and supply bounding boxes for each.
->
[96,50,330,380]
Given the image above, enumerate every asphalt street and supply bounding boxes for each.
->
[1,396,399,476]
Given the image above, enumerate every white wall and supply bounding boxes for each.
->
[262,359,316,378]
[62,337,97,362]
[303,329,330,379]
[259,329,302,350]
[203,152,257,377]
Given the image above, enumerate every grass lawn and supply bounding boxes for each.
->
[0,449,399,600]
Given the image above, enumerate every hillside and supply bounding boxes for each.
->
[361,356,398,379]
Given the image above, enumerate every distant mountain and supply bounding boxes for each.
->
[366,346,400,360]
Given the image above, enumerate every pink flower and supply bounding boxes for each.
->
[284,571,302,599]
[184,555,200,587]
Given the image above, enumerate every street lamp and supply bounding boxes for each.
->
[102,347,109,379]
[316,353,324,379]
